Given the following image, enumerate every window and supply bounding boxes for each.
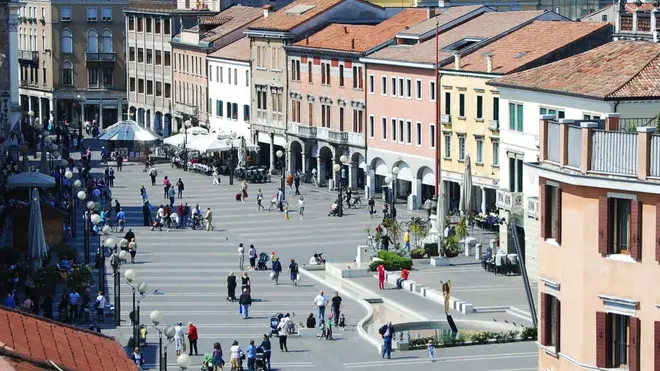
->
[602,14,608,22]
[356,67,363,89]
[165,83,171,98]
[398,78,404,98]
[391,77,397,96]
[138,78,144,93]
[243,105,250,121]
[86,30,98,53]
[476,95,483,120]
[129,77,135,91]
[291,100,300,123]
[146,80,153,95]
[459,93,465,117]
[62,61,73,85]
[381,117,387,140]
[430,124,436,148]
[88,68,98,87]
[164,51,170,66]
[389,118,396,142]
[458,135,466,160]
[155,50,161,65]
[61,7,72,22]
[607,198,633,255]
[509,103,523,131]
[353,67,358,88]
[227,102,232,119]
[232,103,238,120]
[444,92,451,115]
[321,63,330,85]
[508,157,523,192]
[137,48,143,63]
[543,184,561,241]
[245,70,249,87]
[605,313,631,368]
[154,81,162,96]
[137,17,143,32]
[583,113,601,120]
[369,75,374,94]
[155,19,161,34]
[339,65,344,87]
[415,122,422,146]
[129,47,135,61]
[228,68,232,84]
[291,60,301,81]
[369,115,375,138]
[398,120,404,143]
[101,8,111,22]
[145,18,152,33]
[405,78,412,98]
[381,76,387,95]
[429,81,436,101]
[540,107,565,119]
[61,29,73,53]
[493,97,499,121]
[416,80,422,100]
[307,102,313,125]
[541,294,561,351]
[234,69,237,85]
[216,100,223,117]
[492,140,499,166]
[164,19,170,34]
[101,30,112,53]
[321,104,331,128]
[339,107,344,131]
[308,62,312,83]
[128,17,134,30]
[443,133,451,158]
[405,121,412,144]
[87,8,98,22]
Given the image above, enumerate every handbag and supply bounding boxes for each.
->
[296,274,301,282]
[238,304,243,314]
[269,272,275,280]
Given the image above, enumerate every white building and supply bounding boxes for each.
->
[488,40,660,280]
[207,37,251,138]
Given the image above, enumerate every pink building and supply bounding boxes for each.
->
[283,8,428,188]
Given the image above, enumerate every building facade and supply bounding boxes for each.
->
[18,0,127,130]
[1,0,21,140]
[529,115,660,371]
[124,1,213,136]
[207,37,252,137]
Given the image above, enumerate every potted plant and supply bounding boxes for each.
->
[40,17,46,25]
[443,235,460,258]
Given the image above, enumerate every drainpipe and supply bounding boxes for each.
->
[613,100,620,113]
[434,18,441,198]
[363,54,368,196]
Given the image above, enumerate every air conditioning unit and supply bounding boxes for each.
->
[488,120,499,131]
[440,114,451,125]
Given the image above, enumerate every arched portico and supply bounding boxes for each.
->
[318,146,334,185]
[289,140,304,173]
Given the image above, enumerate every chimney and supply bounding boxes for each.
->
[428,7,436,18]
[438,0,450,8]
[486,53,493,73]
[453,52,460,70]
[633,9,639,33]
[351,38,355,49]
[263,4,273,18]
[306,36,309,45]
[344,26,348,34]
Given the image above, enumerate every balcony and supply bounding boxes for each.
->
[175,102,198,116]
[488,120,499,131]
[85,53,116,62]
[526,197,539,219]
[440,114,451,125]
[18,50,38,63]
[496,189,523,213]
[288,123,317,139]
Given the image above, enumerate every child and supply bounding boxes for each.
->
[325,318,333,340]
[284,204,290,221]
[338,313,346,329]
[298,196,305,219]
[427,339,435,362]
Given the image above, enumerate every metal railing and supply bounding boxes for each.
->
[619,117,660,132]
[85,52,116,62]
[651,135,660,177]
[566,125,582,168]
[591,130,638,175]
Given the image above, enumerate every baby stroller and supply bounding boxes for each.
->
[151,218,164,231]
[201,353,213,371]
[270,313,283,337]
[255,348,266,371]
[256,252,269,270]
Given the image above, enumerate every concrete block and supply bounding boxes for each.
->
[463,303,474,313]
[356,245,371,264]
[430,257,450,266]
[297,328,316,338]
[475,243,482,260]
[394,340,409,351]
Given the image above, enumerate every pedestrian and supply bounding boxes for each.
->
[277,317,289,352]
[331,292,342,326]
[229,340,242,371]
[404,229,411,252]
[248,244,257,270]
[283,203,289,221]
[286,173,294,196]
[277,188,284,212]
[313,291,327,323]
[271,257,282,285]
[174,322,185,356]
[204,207,214,231]
[427,339,436,362]
[294,173,300,195]
[163,176,170,199]
[241,272,251,293]
[298,196,304,219]
[95,291,105,322]
[227,272,237,302]
[246,340,257,371]
[149,167,157,186]
[377,264,385,290]
[212,342,225,371]
[142,201,152,227]
[177,178,184,198]
[132,347,144,369]
[241,180,248,202]
[168,187,176,207]
[259,334,272,371]
[140,186,149,203]
[256,189,264,211]
[187,322,199,356]
[288,258,299,286]
[212,168,220,186]
[239,288,252,319]
[238,243,245,270]
[42,294,53,319]
[378,322,395,359]
[116,153,123,171]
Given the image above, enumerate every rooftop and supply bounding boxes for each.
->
[454,21,612,74]
[200,6,264,42]
[397,5,485,38]
[208,36,251,61]
[366,10,547,65]
[0,307,137,371]
[291,8,427,53]
[489,40,660,100]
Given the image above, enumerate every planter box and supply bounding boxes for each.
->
[445,250,459,258]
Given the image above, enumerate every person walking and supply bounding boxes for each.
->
[227,272,237,302]
[229,340,242,371]
[427,339,436,362]
[149,167,157,186]
[313,291,327,323]
[239,288,252,319]
[132,347,145,369]
[378,322,395,359]
[163,176,170,199]
[168,187,176,207]
[142,201,152,227]
[95,291,106,322]
[298,196,305,219]
[277,188,284,212]
[212,342,225,371]
[288,259,299,286]
[128,239,137,263]
[238,243,245,270]
[140,186,149,203]
[174,322,185,356]
[377,264,386,290]
[276,317,289,352]
[212,168,220,186]
[246,340,257,371]
[271,257,282,285]
[248,245,257,270]
[404,229,411,252]
[256,189,264,211]
[259,334,272,371]
[241,272,251,294]
[331,292,342,326]
[204,208,214,231]
[177,178,185,198]
[283,204,290,221]
[241,180,249,202]
[294,173,300,195]
[187,322,199,356]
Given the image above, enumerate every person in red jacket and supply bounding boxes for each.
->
[187,322,199,356]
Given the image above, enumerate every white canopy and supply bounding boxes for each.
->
[8,172,56,188]
[163,132,209,147]
[186,126,209,135]
[187,136,242,153]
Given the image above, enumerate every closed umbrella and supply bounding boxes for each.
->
[28,188,49,270]
[21,152,31,172]
[39,146,49,174]
[459,153,473,215]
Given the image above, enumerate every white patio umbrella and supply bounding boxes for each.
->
[28,188,49,270]
[187,136,231,153]
[459,153,473,215]
[186,126,208,135]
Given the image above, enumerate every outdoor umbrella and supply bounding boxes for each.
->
[459,153,473,215]
[99,120,160,142]
[186,126,208,135]
[39,146,49,174]
[28,188,49,270]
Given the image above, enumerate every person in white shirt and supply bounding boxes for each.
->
[313,291,327,323]
[95,291,106,322]
[237,243,245,271]
[298,196,305,219]
[174,322,185,356]
[229,340,242,369]
[212,169,220,186]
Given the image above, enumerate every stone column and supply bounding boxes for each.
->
[38,98,43,122]
[301,153,306,174]
[367,169,375,198]
[317,156,323,183]
[332,162,338,190]
[481,187,487,214]
[27,95,32,113]
[412,178,422,210]
[347,163,354,189]
[269,134,275,174]
[81,102,86,124]
[116,99,122,121]
[286,149,292,176]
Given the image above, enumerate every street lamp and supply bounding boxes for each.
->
[76,94,86,136]
[151,310,176,371]
[183,120,192,171]
[96,225,112,292]
[276,149,285,194]
[65,170,75,237]
[83,199,95,264]
[226,137,235,186]
[125,270,149,349]
[177,354,192,370]
[384,166,400,220]
[114,250,131,325]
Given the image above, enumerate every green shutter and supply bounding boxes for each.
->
[509,103,516,130]
[517,104,523,131]
[540,108,547,115]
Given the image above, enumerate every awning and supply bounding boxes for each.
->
[8,172,56,188]
[373,159,388,176]
[396,162,412,181]
[421,167,435,186]
[99,120,160,141]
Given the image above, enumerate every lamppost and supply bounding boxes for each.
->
[100,236,114,292]
[151,310,176,371]
[76,94,86,135]
[28,110,34,127]
[332,155,347,217]
[276,149,285,194]
[226,137,235,186]
[113,250,131,326]
[384,166,400,219]
[124,269,149,349]
[183,120,192,171]
[87,204,100,265]
[177,354,192,370]
[65,170,74,233]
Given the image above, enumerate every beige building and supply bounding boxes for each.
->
[245,0,396,171]
[18,0,128,131]
[171,5,262,129]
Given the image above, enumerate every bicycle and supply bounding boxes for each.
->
[268,198,289,212]
[346,196,362,209]
[366,234,379,255]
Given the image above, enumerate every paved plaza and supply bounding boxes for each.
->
[92,155,538,370]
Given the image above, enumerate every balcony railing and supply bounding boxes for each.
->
[329,130,348,143]
[650,135,660,177]
[496,189,523,212]
[526,197,539,219]
[619,117,660,132]
[175,102,198,116]
[85,52,116,62]
[18,50,38,62]
[288,123,317,139]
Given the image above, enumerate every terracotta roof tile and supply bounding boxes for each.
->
[209,37,252,61]
[490,40,660,99]
[398,5,484,37]
[0,307,137,371]
[624,3,658,12]
[292,9,427,52]
[201,6,264,42]
[367,10,547,64]
[248,0,374,32]
[457,21,612,74]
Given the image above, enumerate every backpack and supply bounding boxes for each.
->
[292,263,299,273]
